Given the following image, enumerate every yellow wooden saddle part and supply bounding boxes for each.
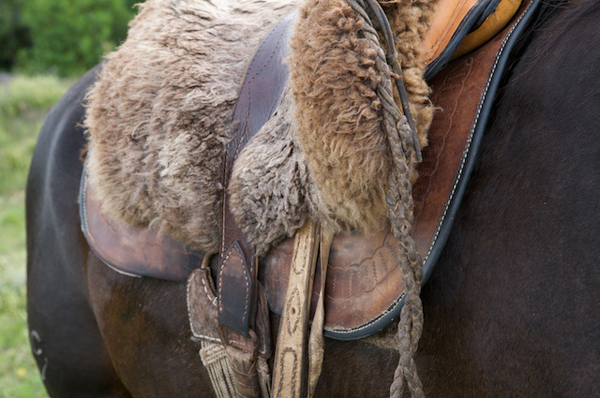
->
[423,0,522,67]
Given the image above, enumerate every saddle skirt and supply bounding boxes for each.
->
[80,0,537,340]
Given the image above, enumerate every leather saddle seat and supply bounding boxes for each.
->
[81,0,534,340]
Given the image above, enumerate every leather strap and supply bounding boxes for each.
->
[307,228,334,398]
[218,12,296,336]
[272,220,320,398]
[216,14,296,398]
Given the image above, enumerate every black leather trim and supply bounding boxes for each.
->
[326,0,541,340]
[473,0,503,30]
[421,0,541,285]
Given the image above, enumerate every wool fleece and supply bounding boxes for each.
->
[285,0,434,234]
[85,0,297,253]
[85,0,434,255]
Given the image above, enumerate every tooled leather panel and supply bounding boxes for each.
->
[412,56,479,256]
[262,229,405,333]
[414,0,537,279]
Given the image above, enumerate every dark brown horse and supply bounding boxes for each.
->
[27,0,599,396]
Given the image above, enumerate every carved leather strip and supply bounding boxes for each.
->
[307,228,334,398]
[218,13,296,336]
[272,221,320,398]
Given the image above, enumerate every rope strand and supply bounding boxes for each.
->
[345,1,425,397]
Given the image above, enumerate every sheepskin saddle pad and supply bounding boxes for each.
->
[84,0,436,339]
[84,0,435,259]
[82,0,526,335]
[84,0,518,263]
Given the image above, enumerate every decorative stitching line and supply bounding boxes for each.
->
[325,292,406,334]
[218,243,251,323]
[423,3,534,266]
[201,273,218,307]
[218,245,235,313]
[415,61,473,221]
[187,272,222,342]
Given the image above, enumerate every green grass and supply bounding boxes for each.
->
[0,74,73,398]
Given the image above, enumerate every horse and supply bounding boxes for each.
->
[26,0,599,397]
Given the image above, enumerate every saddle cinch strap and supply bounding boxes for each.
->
[80,0,541,396]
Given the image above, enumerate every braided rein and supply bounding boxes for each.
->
[345,1,426,397]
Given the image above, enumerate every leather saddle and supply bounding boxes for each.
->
[80,0,536,340]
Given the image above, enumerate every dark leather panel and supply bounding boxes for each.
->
[80,172,201,282]
[218,242,253,335]
[217,13,296,336]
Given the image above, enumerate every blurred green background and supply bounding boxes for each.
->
[1,1,138,396]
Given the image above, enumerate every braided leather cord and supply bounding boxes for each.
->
[346,1,425,397]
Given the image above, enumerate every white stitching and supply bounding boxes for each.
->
[201,274,218,307]
[423,3,534,264]
[326,4,535,337]
[218,244,250,322]
[324,292,406,334]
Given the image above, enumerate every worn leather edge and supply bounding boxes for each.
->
[324,293,406,340]
[78,166,139,277]
[421,0,541,284]
[79,166,201,282]
[426,0,499,79]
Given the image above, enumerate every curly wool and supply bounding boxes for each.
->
[84,0,434,255]
[288,0,435,233]
[230,88,311,256]
[85,0,296,253]
[383,0,436,147]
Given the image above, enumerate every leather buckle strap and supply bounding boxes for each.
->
[217,13,296,336]
[215,13,297,398]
